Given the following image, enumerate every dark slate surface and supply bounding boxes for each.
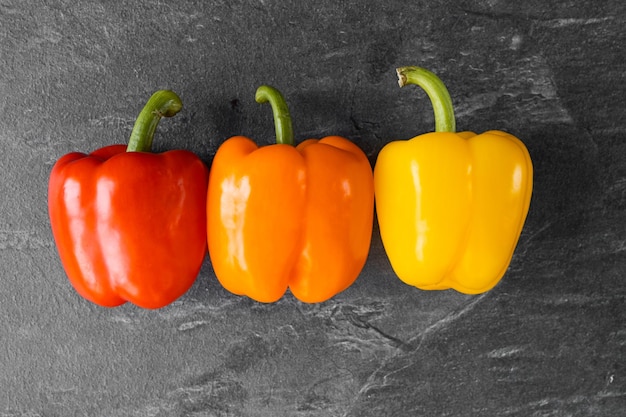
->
[1,1,625,415]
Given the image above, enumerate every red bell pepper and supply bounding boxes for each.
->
[48,91,208,309]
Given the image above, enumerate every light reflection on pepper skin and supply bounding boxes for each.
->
[63,176,103,295]
[219,175,251,271]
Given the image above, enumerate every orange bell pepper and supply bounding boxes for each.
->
[48,91,208,308]
[374,67,533,294]
[207,85,374,303]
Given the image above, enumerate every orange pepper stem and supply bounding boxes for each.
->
[126,90,183,152]
[255,85,294,146]
[396,66,456,133]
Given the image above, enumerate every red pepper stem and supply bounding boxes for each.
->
[255,85,294,146]
[396,66,456,133]
[126,90,183,152]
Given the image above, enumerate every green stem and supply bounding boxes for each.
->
[396,66,456,133]
[255,85,294,146]
[126,90,183,152]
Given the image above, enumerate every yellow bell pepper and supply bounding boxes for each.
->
[374,66,533,294]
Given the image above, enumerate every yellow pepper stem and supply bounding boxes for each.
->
[396,66,456,133]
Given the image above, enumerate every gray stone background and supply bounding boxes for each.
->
[1,0,625,415]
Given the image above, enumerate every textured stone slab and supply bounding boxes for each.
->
[0,0,625,415]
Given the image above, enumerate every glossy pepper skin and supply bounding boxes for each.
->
[48,91,208,309]
[374,67,533,294]
[207,85,374,303]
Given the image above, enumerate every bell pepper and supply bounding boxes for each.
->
[207,85,374,303]
[374,66,533,294]
[48,91,209,309]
